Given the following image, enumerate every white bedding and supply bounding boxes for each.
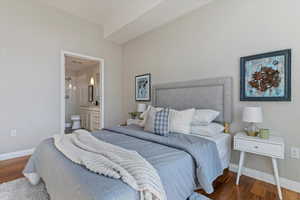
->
[194,133,231,169]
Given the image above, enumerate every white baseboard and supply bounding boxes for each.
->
[0,149,34,161]
[229,163,300,193]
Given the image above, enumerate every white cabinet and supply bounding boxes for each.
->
[234,132,284,200]
[80,106,101,131]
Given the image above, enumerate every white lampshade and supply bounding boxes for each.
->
[243,107,263,123]
[137,103,146,112]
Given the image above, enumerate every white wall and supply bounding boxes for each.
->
[123,0,300,182]
[0,0,123,154]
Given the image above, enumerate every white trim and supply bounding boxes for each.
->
[61,51,105,134]
[230,163,300,193]
[0,149,35,161]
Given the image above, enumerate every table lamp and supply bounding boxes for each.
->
[137,103,146,113]
[243,106,263,136]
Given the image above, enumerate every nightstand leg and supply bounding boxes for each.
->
[272,158,283,200]
[236,151,245,185]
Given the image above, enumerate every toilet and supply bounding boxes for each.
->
[71,115,81,130]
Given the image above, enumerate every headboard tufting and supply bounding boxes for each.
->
[152,77,233,123]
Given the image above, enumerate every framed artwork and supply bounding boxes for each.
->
[88,85,94,102]
[135,73,151,101]
[240,49,291,101]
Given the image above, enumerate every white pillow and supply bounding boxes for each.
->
[139,106,151,127]
[190,123,225,137]
[140,106,163,127]
[192,109,220,126]
[169,108,195,134]
[143,106,162,131]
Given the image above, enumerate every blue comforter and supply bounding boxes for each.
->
[24,125,222,200]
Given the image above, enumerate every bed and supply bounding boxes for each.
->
[24,77,233,200]
[195,133,231,170]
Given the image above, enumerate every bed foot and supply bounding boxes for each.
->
[195,168,231,195]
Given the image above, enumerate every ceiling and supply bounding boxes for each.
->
[38,0,213,44]
[65,56,99,72]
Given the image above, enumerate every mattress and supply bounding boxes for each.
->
[193,133,232,169]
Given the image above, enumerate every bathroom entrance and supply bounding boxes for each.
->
[61,51,104,134]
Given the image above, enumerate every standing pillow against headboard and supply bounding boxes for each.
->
[192,109,220,126]
[169,108,195,134]
[139,106,151,127]
[140,106,163,127]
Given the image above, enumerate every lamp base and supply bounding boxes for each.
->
[245,123,259,137]
[246,130,258,137]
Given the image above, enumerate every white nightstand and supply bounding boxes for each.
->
[126,119,142,126]
[234,132,285,200]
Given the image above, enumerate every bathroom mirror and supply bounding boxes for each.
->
[88,85,94,102]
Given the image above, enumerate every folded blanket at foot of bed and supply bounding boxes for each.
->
[25,129,166,200]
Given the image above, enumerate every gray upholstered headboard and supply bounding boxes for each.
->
[152,77,233,123]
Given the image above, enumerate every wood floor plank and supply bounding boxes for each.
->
[0,156,300,200]
[283,188,299,200]
[0,156,30,184]
[251,180,266,197]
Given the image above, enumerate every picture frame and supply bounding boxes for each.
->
[88,85,94,102]
[135,73,151,101]
[240,49,291,101]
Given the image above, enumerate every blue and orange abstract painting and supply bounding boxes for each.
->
[245,55,285,97]
[240,49,291,101]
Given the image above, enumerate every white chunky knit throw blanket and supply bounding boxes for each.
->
[53,130,166,200]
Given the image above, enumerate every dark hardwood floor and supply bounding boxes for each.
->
[0,156,30,183]
[0,156,299,200]
[198,169,300,200]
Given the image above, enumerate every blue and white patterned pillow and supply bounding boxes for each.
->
[144,106,170,136]
[154,108,170,136]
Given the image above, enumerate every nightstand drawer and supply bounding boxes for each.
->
[234,139,284,159]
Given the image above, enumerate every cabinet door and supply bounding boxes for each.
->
[91,111,100,131]
[87,112,91,131]
[80,110,85,129]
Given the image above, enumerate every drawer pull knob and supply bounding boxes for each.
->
[254,146,258,149]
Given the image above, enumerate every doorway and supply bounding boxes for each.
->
[61,51,104,134]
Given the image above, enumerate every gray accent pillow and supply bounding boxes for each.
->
[139,106,162,127]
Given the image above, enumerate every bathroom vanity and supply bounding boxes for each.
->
[80,106,101,131]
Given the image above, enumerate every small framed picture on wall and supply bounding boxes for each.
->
[240,49,291,101]
[135,73,151,101]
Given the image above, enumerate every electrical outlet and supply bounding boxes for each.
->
[10,129,17,137]
[291,147,300,159]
